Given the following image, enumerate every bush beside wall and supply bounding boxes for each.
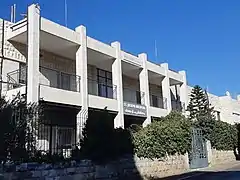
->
[133,111,192,159]
[210,121,237,151]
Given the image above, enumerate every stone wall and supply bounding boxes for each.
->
[211,149,236,166]
[2,154,189,180]
[136,154,189,179]
[1,150,237,179]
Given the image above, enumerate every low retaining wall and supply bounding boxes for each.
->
[136,154,189,179]
[211,149,236,166]
[1,150,236,179]
[2,154,189,180]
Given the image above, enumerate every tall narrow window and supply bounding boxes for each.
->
[19,62,26,84]
[215,111,221,121]
[152,95,158,107]
[136,91,141,104]
[97,69,113,98]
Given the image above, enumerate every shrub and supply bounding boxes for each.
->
[133,111,192,159]
[210,120,237,151]
[0,94,41,162]
[80,109,134,164]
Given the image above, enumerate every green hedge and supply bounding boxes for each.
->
[210,120,237,151]
[133,111,192,159]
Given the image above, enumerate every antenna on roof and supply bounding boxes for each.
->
[154,40,158,62]
[64,0,68,27]
[10,4,16,23]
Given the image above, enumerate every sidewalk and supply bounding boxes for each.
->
[153,161,240,180]
[192,160,240,172]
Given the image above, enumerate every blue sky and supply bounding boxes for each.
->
[0,0,239,97]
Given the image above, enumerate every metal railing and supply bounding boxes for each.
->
[39,67,80,92]
[123,88,145,105]
[88,78,117,99]
[7,66,81,92]
[171,100,185,112]
[37,124,76,158]
[7,67,26,90]
[150,94,167,109]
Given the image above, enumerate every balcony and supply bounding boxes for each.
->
[123,88,145,105]
[150,94,167,109]
[171,100,185,112]
[88,79,117,99]
[7,67,26,90]
[7,66,81,93]
[39,67,80,92]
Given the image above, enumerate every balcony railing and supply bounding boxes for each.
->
[150,94,167,109]
[40,67,80,92]
[123,88,145,105]
[7,67,26,90]
[7,66,81,92]
[88,79,117,99]
[171,100,185,112]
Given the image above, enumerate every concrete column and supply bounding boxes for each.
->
[161,63,172,113]
[27,4,40,103]
[179,70,187,111]
[139,53,151,127]
[111,42,124,128]
[75,25,88,145]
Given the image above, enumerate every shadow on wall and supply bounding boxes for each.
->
[72,108,143,179]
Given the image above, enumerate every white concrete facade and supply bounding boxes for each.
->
[0,4,188,151]
[1,4,239,129]
[1,3,239,152]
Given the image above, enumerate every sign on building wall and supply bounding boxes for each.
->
[123,102,147,117]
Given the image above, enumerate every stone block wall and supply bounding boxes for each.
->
[136,154,189,179]
[2,154,189,180]
[211,149,236,166]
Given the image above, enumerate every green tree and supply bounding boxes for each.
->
[187,85,215,139]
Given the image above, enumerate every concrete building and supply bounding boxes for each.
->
[1,4,239,154]
[187,86,240,125]
[0,4,187,154]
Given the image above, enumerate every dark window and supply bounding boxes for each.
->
[215,111,221,120]
[217,111,221,121]
[19,62,26,84]
[152,95,158,107]
[136,91,141,104]
[97,69,113,98]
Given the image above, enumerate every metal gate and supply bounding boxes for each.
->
[189,128,208,169]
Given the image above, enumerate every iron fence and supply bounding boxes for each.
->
[37,124,76,158]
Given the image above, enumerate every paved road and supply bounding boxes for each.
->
[162,163,240,180]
